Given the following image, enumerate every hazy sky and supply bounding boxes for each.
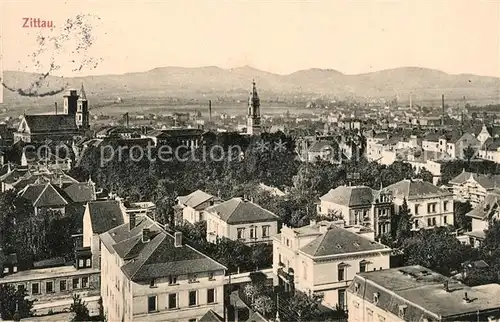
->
[2,0,500,77]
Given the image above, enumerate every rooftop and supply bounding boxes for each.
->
[320,185,378,207]
[205,197,278,225]
[0,265,98,284]
[349,265,500,320]
[381,179,452,200]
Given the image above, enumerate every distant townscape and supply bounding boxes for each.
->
[1,73,500,322]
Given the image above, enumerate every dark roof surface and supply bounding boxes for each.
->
[24,115,78,133]
[320,186,377,207]
[87,200,125,234]
[300,225,388,257]
[205,198,278,224]
[382,179,451,200]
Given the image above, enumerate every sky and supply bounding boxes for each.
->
[1,0,500,78]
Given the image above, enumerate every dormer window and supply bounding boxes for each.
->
[353,282,360,293]
[373,292,380,304]
[398,305,407,318]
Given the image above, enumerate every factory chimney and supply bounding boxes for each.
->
[409,93,412,109]
[208,100,212,122]
[441,94,445,126]
[55,102,58,115]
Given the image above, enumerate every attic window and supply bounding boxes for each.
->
[336,244,342,249]
[373,292,380,304]
[353,242,360,247]
[398,305,407,318]
[353,282,360,293]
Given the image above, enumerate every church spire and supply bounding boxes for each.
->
[79,83,87,101]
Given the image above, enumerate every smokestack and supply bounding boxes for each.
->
[126,113,129,128]
[409,93,412,109]
[208,100,212,122]
[441,94,445,126]
[55,102,58,115]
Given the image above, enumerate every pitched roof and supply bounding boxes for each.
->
[87,200,125,234]
[205,197,278,224]
[199,310,224,322]
[300,224,389,257]
[19,182,68,207]
[101,216,226,281]
[381,179,451,200]
[23,115,78,133]
[449,171,500,189]
[349,265,500,320]
[466,190,500,221]
[178,190,215,209]
[63,182,96,203]
[481,137,500,151]
[320,186,377,207]
[308,141,336,153]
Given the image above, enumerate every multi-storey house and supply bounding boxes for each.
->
[381,179,454,230]
[100,214,226,322]
[317,186,393,238]
[464,188,500,247]
[449,171,500,206]
[205,197,279,244]
[176,190,219,225]
[273,221,391,310]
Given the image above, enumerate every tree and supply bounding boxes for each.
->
[0,284,34,321]
[463,146,476,170]
[394,198,412,245]
[416,168,433,183]
[454,201,472,232]
[69,294,90,322]
[250,244,273,270]
[283,291,324,321]
[252,295,274,317]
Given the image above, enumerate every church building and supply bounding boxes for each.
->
[246,80,261,135]
[14,84,90,143]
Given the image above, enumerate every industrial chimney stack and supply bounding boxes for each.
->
[208,100,212,122]
[55,102,58,115]
[441,94,445,126]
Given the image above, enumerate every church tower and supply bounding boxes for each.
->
[63,89,79,115]
[76,84,90,130]
[246,80,261,135]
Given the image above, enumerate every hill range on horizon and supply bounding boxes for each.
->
[2,65,500,111]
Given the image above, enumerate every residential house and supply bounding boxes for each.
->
[438,131,481,160]
[176,190,219,225]
[317,186,393,238]
[306,141,343,163]
[478,138,500,163]
[100,214,226,322]
[449,171,500,206]
[82,200,127,270]
[273,221,391,310]
[205,197,279,244]
[463,188,500,248]
[347,265,500,322]
[381,179,454,230]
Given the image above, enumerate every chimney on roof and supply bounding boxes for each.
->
[174,231,182,247]
[309,219,317,227]
[142,228,151,243]
[443,280,450,292]
[463,292,470,303]
[129,213,136,230]
[319,224,329,234]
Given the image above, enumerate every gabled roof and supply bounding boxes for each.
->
[19,182,68,207]
[381,179,451,200]
[199,310,224,322]
[300,224,388,257]
[87,200,125,234]
[63,182,96,203]
[449,171,500,189]
[23,115,78,133]
[320,186,377,207]
[178,190,215,209]
[101,216,226,281]
[205,197,278,224]
[466,191,500,221]
[482,138,500,151]
[308,141,336,153]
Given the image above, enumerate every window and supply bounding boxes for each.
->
[207,288,215,303]
[189,290,197,306]
[443,201,448,211]
[414,204,420,215]
[427,203,437,213]
[359,262,366,273]
[169,275,177,285]
[86,259,91,267]
[414,219,419,228]
[262,225,270,237]
[168,293,177,309]
[82,277,89,288]
[3,267,8,273]
[208,272,215,281]
[398,305,407,318]
[338,266,345,281]
[237,228,244,239]
[286,239,290,247]
[188,274,198,283]
[46,281,54,293]
[17,284,25,292]
[150,279,156,287]
[79,259,84,268]
[189,320,197,322]
[60,280,67,291]
[338,289,345,310]
[373,292,380,304]
[367,308,373,319]
[378,315,386,322]
[73,278,79,289]
[250,228,255,239]
[13,266,17,273]
[432,217,437,226]
[428,218,432,226]
[148,295,157,312]
[444,216,447,224]
[32,283,39,295]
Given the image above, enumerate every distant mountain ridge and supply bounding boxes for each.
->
[2,66,499,105]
